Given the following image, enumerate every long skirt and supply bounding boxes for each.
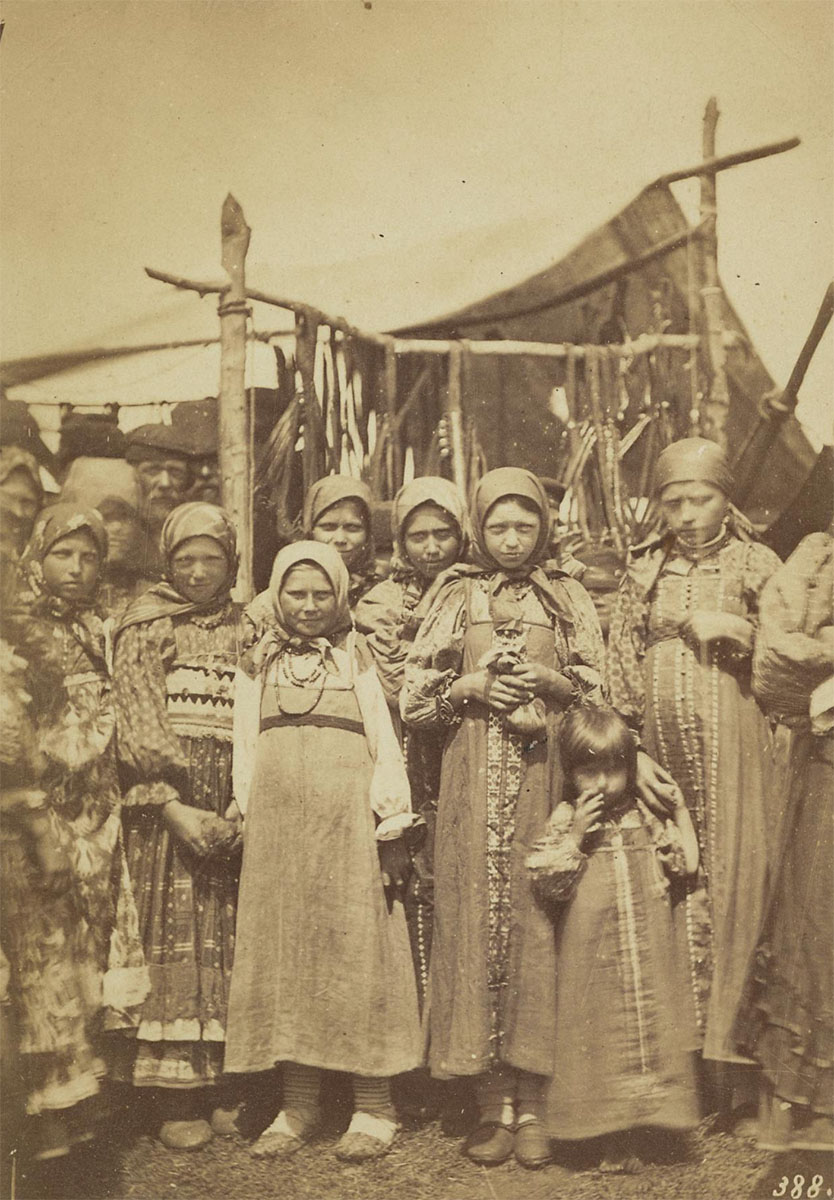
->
[224,708,421,1078]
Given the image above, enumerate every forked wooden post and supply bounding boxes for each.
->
[699,97,731,449]
[218,193,253,597]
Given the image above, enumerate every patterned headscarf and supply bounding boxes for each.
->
[16,503,108,614]
[301,475,376,594]
[116,501,237,634]
[240,540,350,678]
[653,437,734,497]
[390,476,467,581]
[13,503,108,667]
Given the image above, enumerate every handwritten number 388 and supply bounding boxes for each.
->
[772,1177,826,1198]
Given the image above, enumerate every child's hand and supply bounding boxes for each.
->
[378,838,411,894]
[571,789,605,842]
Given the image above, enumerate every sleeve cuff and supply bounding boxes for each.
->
[375,812,416,842]
[122,781,180,808]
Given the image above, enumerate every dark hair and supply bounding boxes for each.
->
[403,501,461,539]
[485,493,541,520]
[558,706,637,797]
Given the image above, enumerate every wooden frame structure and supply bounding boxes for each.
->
[143,102,823,599]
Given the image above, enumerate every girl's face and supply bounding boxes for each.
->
[482,498,541,570]
[571,760,629,807]
[659,481,728,547]
[42,530,102,602]
[312,500,368,568]
[403,504,461,579]
[279,564,337,638]
[169,535,229,604]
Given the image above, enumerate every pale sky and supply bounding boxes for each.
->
[1,0,831,442]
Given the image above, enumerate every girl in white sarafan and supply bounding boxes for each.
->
[226,541,422,1163]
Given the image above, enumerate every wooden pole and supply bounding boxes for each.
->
[296,311,324,495]
[383,338,403,493]
[446,343,468,498]
[733,281,834,504]
[648,135,800,189]
[699,98,731,448]
[218,193,253,598]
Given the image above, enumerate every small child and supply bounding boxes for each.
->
[527,705,700,1171]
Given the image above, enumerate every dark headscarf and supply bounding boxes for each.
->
[301,475,376,597]
[653,437,735,497]
[116,501,237,635]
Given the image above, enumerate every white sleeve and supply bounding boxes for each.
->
[232,668,262,816]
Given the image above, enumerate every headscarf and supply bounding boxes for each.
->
[0,445,44,498]
[301,475,376,594]
[470,467,552,570]
[653,437,734,497]
[240,540,351,678]
[419,466,576,628]
[390,475,467,581]
[115,501,237,634]
[13,503,108,666]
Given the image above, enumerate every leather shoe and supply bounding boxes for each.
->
[159,1118,213,1151]
[462,1121,514,1165]
[210,1105,241,1138]
[514,1119,552,1168]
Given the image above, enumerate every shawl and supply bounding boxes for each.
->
[13,502,108,668]
[418,467,577,629]
[115,501,237,635]
[59,456,141,511]
[233,540,413,834]
[389,475,467,582]
[301,474,377,591]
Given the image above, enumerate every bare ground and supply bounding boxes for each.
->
[12,1081,832,1200]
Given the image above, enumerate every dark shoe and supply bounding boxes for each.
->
[463,1121,514,1165]
[514,1119,552,1168]
[30,1113,72,1161]
[158,1119,213,1151]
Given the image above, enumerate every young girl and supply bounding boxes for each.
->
[2,505,147,1161]
[527,706,700,1171]
[225,541,422,1163]
[303,475,378,608]
[113,503,247,1150]
[400,467,606,1169]
[355,476,466,1009]
[608,438,781,1121]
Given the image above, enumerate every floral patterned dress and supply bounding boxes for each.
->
[608,532,781,1063]
[401,572,605,1079]
[114,604,248,1087]
[2,607,145,1115]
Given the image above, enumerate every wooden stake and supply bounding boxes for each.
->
[383,338,403,493]
[218,194,253,598]
[699,98,731,448]
[446,343,468,499]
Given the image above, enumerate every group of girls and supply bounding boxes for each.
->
[2,439,831,1177]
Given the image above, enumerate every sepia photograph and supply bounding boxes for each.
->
[0,2,831,1198]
